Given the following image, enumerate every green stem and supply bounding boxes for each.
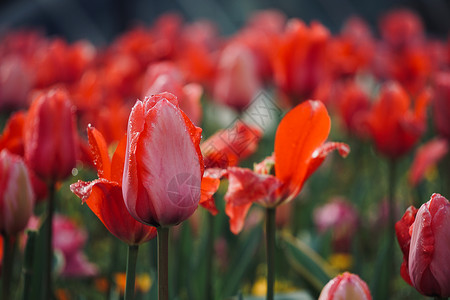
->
[125,245,139,300]
[42,182,56,300]
[266,208,276,300]
[1,233,14,300]
[22,231,37,300]
[158,227,169,300]
[387,160,397,293]
[205,213,215,300]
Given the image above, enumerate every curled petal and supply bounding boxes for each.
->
[225,167,282,208]
[225,201,253,235]
[395,205,418,286]
[306,142,350,180]
[200,168,227,215]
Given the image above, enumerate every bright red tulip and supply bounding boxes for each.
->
[0,149,35,235]
[0,111,27,156]
[319,272,372,300]
[396,193,450,297]
[225,100,349,234]
[365,82,429,159]
[409,138,448,186]
[122,92,204,227]
[24,88,78,181]
[71,126,157,245]
[273,19,330,102]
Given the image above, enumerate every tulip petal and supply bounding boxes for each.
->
[274,100,330,198]
[200,168,227,215]
[70,179,157,245]
[0,111,26,156]
[225,201,253,235]
[306,142,350,181]
[87,125,111,180]
[111,134,127,184]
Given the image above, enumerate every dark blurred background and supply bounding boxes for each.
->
[0,0,449,44]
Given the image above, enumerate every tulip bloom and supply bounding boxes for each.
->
[122,92,203,227]
[0,150,35,235]
[24,88,78,181]
[396,194,450,297]
[365,82,429,159]
[225,100,349,234]
[70,126,157,245]
[319,272,372,300]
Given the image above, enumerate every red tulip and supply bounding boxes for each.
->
[24,87,78,181]
[273,19,330,102]
[0,111,27,156]
[319,272,372,300]
[365,82,429,159]
[0,150,35,235]
[122,93,203,227]
[70,126,157,245]
[433,72,450,140]
[396,194,450,297]
[225,101,349,233]
[409,138,448,186]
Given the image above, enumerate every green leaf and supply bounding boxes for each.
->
[279,232,337,292]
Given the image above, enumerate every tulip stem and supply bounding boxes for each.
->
[387,160,397,292]
[266,207,276,300]
[125,244,139,300]
[205,212,215,300]
[158,227,170,300]
[1,233,14,300]
[22,230,37,300]
[43,181,56,300]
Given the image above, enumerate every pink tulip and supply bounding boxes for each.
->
[408,193,450,297]
[319,272,372,300]
[122,92,203,227]
[0,149,34,235]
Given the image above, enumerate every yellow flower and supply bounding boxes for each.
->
[328,253,353,271]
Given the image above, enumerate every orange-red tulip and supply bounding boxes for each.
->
[71,126,157,245]
[225,101,349,233]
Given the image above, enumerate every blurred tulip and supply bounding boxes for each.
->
[433,72,450,140]
[24,88,78,181]
[335,80,371,138]
[319,272,372,300]
[409,139,448,186]
[314,197,359,252]
[273,19,330,102]
[142,62,202,124]
[71,126,157,245]
[0,56,33,110]
[52,214,98,277]
[122,92,203,227]
[365,82,429,159]
[0,150,35,235]
[0,111,27,156]
[225,101,349,233]
[379,9,424,50]
[396,193,450,297]
[213,43,261,111]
